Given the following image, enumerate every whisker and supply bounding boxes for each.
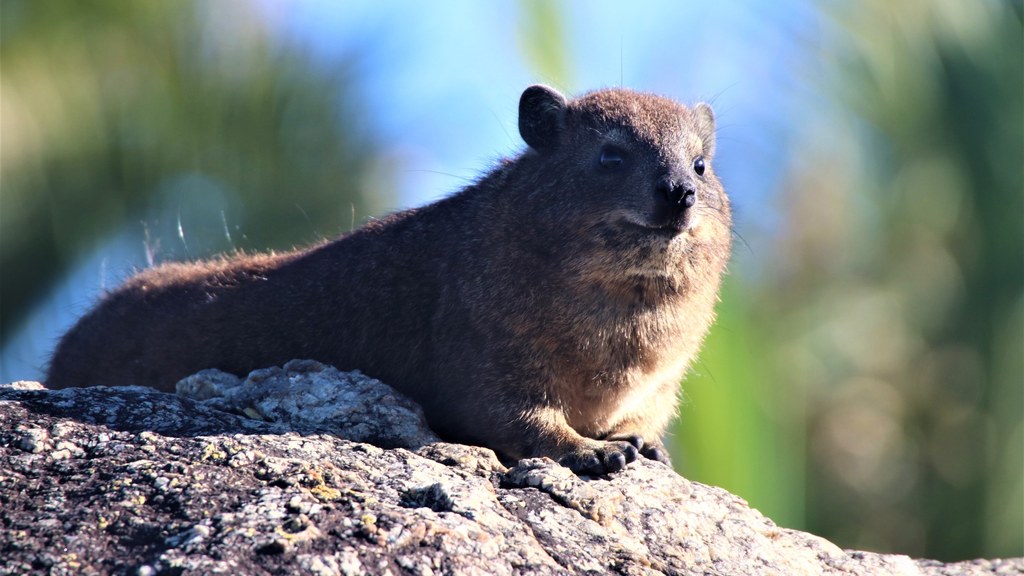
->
[731,227,753,256]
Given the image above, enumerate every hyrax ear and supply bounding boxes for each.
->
[519,85,567,152]
[693,103,716,161]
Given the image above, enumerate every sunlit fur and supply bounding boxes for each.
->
[48,86,731,474]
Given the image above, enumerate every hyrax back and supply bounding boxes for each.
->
[48,85,732,475]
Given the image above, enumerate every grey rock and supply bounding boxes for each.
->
[175,359,440,450]
[0,365,1018,576]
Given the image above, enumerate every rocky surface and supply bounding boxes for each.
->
[175,360,441,450]
[1,361,1020,575]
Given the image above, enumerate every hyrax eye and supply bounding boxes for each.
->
[693,156,706,176]
[599,146,625,168]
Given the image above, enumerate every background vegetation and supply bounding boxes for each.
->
[675,0,1023,558]
[2,0,1020,561]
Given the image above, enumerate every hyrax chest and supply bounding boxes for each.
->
[550,303,695,436]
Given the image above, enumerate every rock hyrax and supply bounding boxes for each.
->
[48,85,732,475]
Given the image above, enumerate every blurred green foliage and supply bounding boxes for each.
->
[1,0,384,343]
[518,0,572,90]
[676,0,1023,561]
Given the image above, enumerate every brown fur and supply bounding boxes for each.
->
[47,86,732,474]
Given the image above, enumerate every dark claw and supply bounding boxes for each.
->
[619,443,639,464]
[559,440,641,475]
[559,452,602,475]
[605,434,671,466]
[604,450,627,472]
[640,444,671,465]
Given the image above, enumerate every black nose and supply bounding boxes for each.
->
[658,180,697,209]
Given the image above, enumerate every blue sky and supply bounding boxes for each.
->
[255,0,815,213]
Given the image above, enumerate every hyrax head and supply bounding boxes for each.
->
[517,85,728,245]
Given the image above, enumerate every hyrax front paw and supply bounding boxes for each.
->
[604,434,672,466]
[557,440,639,475]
